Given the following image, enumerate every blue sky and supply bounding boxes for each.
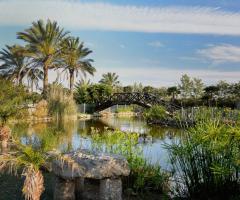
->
[0,0,240,87]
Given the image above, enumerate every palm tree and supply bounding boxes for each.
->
[99,72,120,88]
[26,67,44,93]
[17,19,69,98]
[0,45,28,85]
[61,37,95,94]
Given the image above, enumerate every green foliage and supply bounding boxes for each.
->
[99,72,120,88]
[167,119,240,199]
[91,128,169,194]
[74,83,112,104]
[60,37,95,92]
[0,78,27,124]
[144,105,168,121]
[48,83,77,119]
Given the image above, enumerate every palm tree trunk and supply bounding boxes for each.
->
[69,70,74,95]
[31,80,34,93]
[43,64,48,99]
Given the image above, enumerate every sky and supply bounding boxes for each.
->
[0,0,240,87]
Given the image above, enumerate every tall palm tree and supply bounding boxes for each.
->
[17,19,69,98]
[99,72,120,88]
[61,37,95,94]
[0,45,28,85]
[26,67,44,93]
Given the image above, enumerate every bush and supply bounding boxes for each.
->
[167,119,240,199]
[144,105,168,121]
[0,78,28,124]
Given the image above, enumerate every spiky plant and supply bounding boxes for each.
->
[17,19,69,98]
[0,130,66,200]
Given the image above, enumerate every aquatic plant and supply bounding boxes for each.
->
[91,128,169,194]
[166,118,240,199]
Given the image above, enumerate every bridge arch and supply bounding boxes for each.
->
[94,92,180,112]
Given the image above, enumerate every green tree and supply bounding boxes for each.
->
[132,82,143,93]
[167,86,179,100]
[0,78,27,152]
[123,85,133,93]
[99,72,120,88]
[179,74,193,98]
[87,84,113,103]
[61,37,95,94]
[217,80,230,98]
[143,86,155,93]
[0,45,28,85]
[74,79,91,104]
[17,19,69,98]
[193,78,204,98]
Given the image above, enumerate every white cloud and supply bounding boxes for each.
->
[0,1,240,35]
[198,44,240,63]
[148,41,164,48]
[89,66,240,86]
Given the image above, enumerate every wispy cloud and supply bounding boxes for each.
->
[198,44,240,63]
[148,41,164,48]
[0,0,240,35]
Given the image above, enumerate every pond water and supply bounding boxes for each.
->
[12,117,180,171]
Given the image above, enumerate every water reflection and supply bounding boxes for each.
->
[11,117,180,170]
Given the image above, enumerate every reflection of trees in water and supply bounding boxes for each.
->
[12,120,77,151]
[12,118,181,152]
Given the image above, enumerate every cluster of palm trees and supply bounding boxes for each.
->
[0,19,95,97]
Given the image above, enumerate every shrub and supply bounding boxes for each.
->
[0,78,27,124]
[144,105,168,121]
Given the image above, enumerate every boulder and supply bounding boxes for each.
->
[52,149,130,180]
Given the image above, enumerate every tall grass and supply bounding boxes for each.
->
[166,117,240,199]
[47,83,77,121]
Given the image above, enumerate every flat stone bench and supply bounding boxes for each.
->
[52,149,130,200]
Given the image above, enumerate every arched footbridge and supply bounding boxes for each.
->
[94,92,181,112]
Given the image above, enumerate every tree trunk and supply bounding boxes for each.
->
[43,64,48,99]
[31,80,34,93]
[69,70,74,95]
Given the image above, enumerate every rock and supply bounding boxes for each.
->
[54,176,75,200]
[52,149,130,180]
[100,178,122,200]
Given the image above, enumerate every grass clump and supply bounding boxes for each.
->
[91,128,169,195]
[167,118,240,200]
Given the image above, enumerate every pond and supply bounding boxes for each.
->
[12,116,180,171]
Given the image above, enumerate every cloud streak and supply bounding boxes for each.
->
[198,44,240,63]
[0,0,240,35]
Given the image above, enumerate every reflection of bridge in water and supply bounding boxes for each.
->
[95,92,181,112]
